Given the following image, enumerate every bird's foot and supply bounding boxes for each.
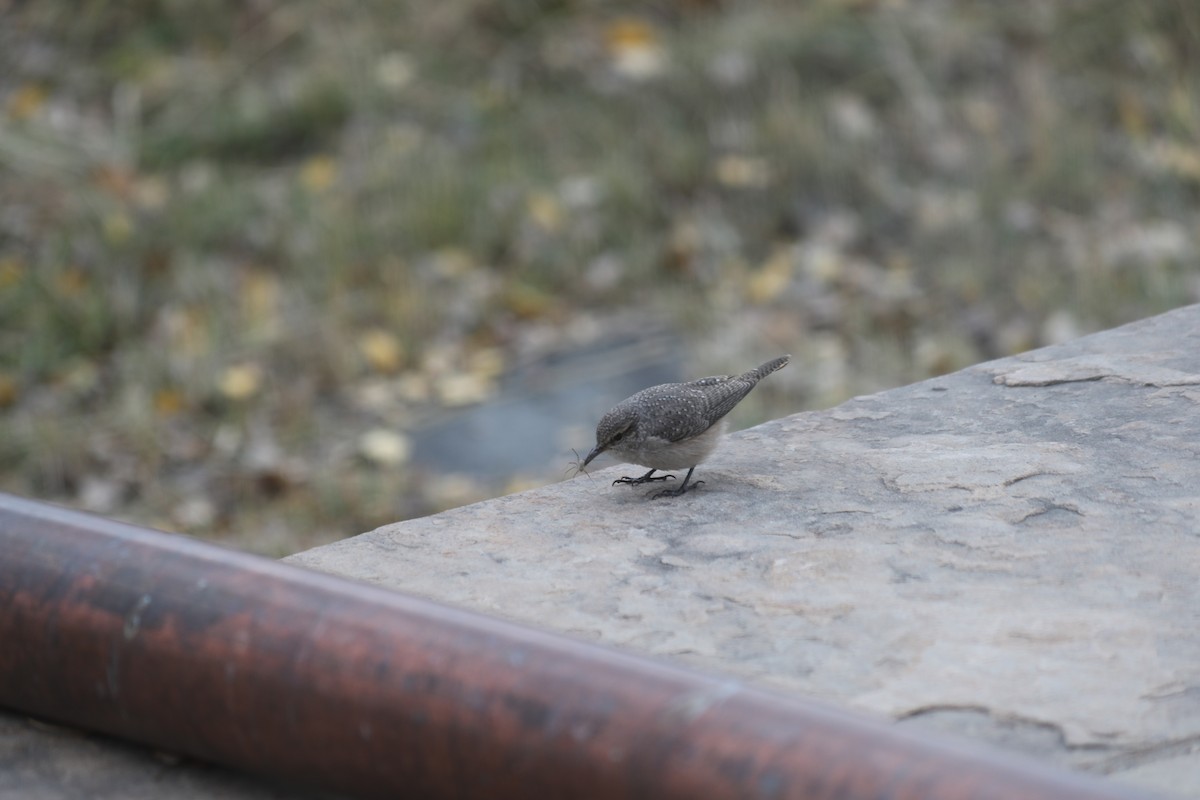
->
[613,469,674,487]
[650,480,704,499]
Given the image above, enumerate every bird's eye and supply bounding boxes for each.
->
[612,432,623,442]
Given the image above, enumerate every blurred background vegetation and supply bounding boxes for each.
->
[2,0,1198,554]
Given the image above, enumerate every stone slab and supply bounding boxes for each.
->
[0,711,337,800]
[289,304,1200,798]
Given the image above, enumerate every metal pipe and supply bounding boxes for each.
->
[0,493,1150,799]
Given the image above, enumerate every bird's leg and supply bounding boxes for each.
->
[650,467,705,499]
[613,468,675,487]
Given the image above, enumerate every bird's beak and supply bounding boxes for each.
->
[582,443,604,467]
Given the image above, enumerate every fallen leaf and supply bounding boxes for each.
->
[7,84,47,120]
[103,212,134,244]
[93,164,137,198]
[358,428,411,466]
[55,267,88,296]
[241,270,282,338]
[300,155,337,192]
[467,347,505,380]
[154,387,186,416]
[219,363,263,400]
[715,155,770,188]
[748,248,793,304]
[0,372,17,409]
[358,329,405,373]
[505,282,554,319]
[605,18,666,80]
[435,372,493,407]
[527,191,564,232]
[134,175,170,210]
[0,258,23,289]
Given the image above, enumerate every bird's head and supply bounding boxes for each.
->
[582,408,637,467]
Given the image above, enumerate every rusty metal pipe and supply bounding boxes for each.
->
[0,493,1150,799]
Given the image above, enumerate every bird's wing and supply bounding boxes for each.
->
[697,375,758,426]
[633,383,714,443]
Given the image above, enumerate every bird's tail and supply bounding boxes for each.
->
[742,355,791,384]
[697,354,791,426]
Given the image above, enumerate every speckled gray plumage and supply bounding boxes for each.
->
[598,355,790,444]
[583,356,790,485]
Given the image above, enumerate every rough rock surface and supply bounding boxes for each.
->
[0,711,333,800]
[290,305,1200,797]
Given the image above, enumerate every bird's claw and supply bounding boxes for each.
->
[613,473,675,487]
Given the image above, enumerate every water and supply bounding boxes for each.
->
[410,325,683,482]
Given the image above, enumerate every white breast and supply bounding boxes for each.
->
[612,419,728,471]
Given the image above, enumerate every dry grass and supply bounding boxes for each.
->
[1,1,1198,553]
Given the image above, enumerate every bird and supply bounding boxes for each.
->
[581,355,790,498]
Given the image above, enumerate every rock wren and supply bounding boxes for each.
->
[582,355,790,498]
